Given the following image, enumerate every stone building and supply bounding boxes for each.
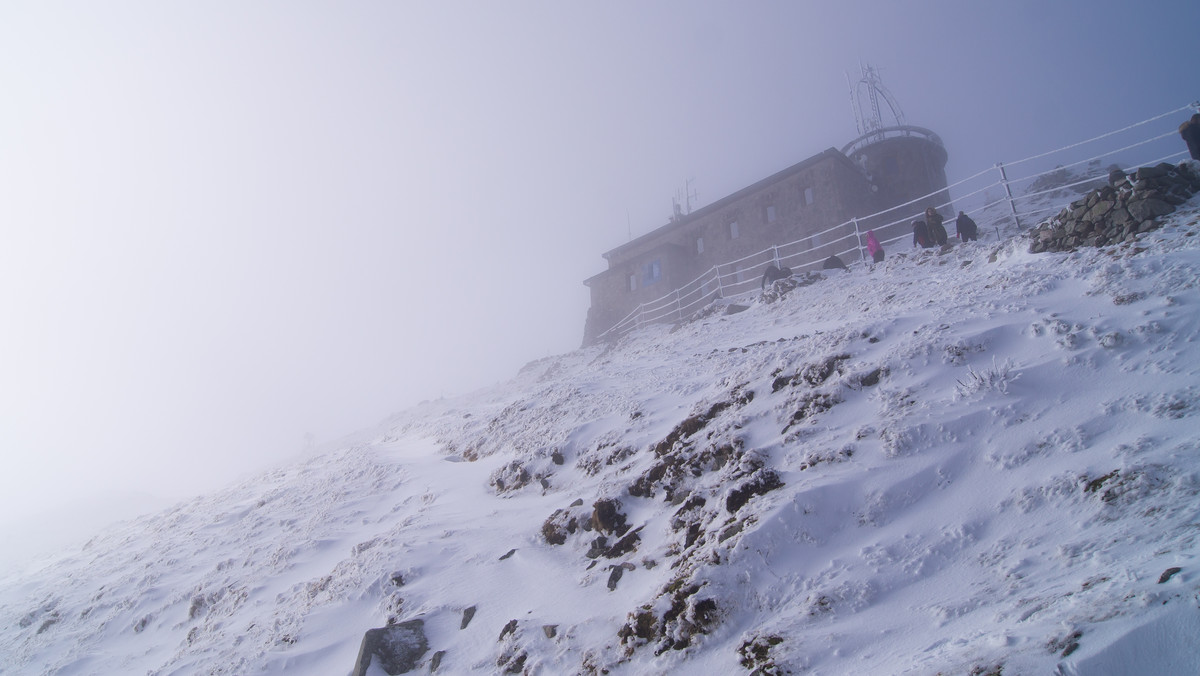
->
[582,124,950,344]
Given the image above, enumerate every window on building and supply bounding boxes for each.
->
[765,204,776,223]
[696,237,705,255]
[804,187,814,205]
[729,220,740,240]
[629,274,638,291]
[642,258,662,286]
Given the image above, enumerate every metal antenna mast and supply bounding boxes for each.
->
[671,178,698,220]
[847,63,906,138]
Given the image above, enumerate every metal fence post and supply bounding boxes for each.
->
[713,266,723,297]
[771,246,780,268]
[851,217,865,263]
[675,289,682,320]
[996,162,1021,232]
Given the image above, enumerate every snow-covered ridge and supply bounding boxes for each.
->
[3,190,1200,675]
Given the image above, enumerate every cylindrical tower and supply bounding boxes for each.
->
[841,126,951,243]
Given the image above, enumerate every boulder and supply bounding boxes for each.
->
[350,620,428,676]
[591,499,629,535]
[1127,197,1174,223]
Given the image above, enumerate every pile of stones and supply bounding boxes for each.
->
[1029,161,1200,253]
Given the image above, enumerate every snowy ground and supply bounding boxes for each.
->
[3,181,1200,675]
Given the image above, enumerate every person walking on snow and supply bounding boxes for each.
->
[866,230,885,263]
[1180,113,1200,161]
[912,220,934,249]
[925,207,948,246]
[956,211,979,242]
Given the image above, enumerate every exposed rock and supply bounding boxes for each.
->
[726,470,784,513]
[542,624,558,638]
[604,527,642,558]
[1158,566,1182,584]
[585,536,610,559]
[498,619,518,641]
[460,606,476,630]
[350,620,428,676]
[499,651,527,674]
[541,510,572,545]
[1127,197,1174,223]
[607,565,624,591]
[591,499,630,536]
[1047,629,1083,658]
[617,581,721,654]
[498,548,517,560]
[489,460,532,493]
[772,353,849,391]
[1030,161,1199,253]
[430,650,446,672]
[739,634,784,673]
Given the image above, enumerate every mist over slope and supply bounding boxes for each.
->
[3,187,1200,674]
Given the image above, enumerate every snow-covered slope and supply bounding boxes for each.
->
[4,183,1200,675]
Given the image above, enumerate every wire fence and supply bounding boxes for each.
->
[597,102,1199,341]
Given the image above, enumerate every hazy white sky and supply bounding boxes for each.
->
[1,1,1197,537]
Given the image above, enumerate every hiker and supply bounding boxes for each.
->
[912,220,934,249]
[761,264,792,290]
[1180,113,1200,161]
[822,255,849,272]
[866,230,885,263]
[925,207,948,246]
[955,211,979,242]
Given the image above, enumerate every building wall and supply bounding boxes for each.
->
[583,132,949,344]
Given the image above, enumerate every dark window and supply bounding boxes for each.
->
[642,258,662,286]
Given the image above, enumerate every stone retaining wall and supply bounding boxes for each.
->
[1029,161,1200,253]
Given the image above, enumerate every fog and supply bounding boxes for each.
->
[1,1,1197,563]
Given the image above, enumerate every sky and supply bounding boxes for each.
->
[1,1,1198,545]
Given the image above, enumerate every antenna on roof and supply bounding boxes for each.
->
[847,62,906,138]
[671,178,699,221]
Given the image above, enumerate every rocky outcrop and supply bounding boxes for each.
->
[1029,161,1200,253]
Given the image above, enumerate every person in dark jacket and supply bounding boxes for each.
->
[912,220,933,248]
[925,207,948,246]
[955,211,979,242]
[761,264,792,290]
[822,254,849,272]
[1180,113,1200,161]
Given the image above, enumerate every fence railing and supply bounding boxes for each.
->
[597,102,1199,341]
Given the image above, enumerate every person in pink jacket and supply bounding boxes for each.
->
[866,230,885,263]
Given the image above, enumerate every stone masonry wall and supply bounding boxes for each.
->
[1029,161,1200,253]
